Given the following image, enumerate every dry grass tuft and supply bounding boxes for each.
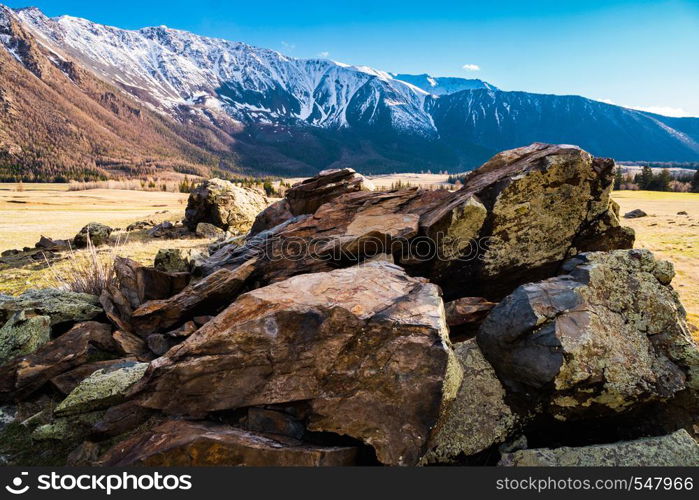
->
[43,233,127,296]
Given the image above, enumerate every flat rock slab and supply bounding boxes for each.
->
[98,419,359,466]
[499,430,699,466]
[136,261,461,465]
[0,289,101,327]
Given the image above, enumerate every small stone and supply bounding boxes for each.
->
[624,209,648,219]
[195,222,225,239]
[73,222,112,248]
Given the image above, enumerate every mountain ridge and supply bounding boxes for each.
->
[1,4,698,180]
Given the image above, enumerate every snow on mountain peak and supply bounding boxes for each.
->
[8,6,438,134]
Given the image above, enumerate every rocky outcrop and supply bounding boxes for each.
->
[135,262,460,466]
[499,430,699,466]
[422,339,517,463]
[98,419,359,466]
[73,222,112,248]
[184,178,268,233]
[3,143,695,468]
[250,168,375,235]
[478,249,698,420]
[200,144,633,302]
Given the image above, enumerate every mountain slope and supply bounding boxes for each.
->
[430,90,699,164]
[0,5,250,181]
[1,4,698,179]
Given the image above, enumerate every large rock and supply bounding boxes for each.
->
[250,168,375,235]
[0,322,116,401]
[98,419,359,466]
[478,249,699,420]
[499,430,699,466]
[54,362,148,417]
[73,222,112,248]
[0,289,102,327]
[184,178,268,233]
[135,262,461,465]
[0,312,51,366]
[422,339,517,463]
[154,248,198,273]
[431,143,635,298]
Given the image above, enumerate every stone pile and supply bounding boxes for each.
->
[0,143,697,467]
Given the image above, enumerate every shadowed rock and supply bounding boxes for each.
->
[98,419,359,466]
[135,262,461,465]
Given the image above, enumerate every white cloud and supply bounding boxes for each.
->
[462,64,480,71]
[594,98,694,117]
[281,41,296,51]
[318,51,330,58]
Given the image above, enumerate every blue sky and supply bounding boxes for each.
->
[6,0,699,116]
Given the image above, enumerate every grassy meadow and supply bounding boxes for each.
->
[0,183,697,335]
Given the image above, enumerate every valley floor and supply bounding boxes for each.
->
[0,183,697,333]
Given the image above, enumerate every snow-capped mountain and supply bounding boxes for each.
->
[1,4,698,179]
[13,6,437,135]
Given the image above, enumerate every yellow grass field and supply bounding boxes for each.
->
[0,184,188,251]
[0,183,697,333]
[612,191,699,329]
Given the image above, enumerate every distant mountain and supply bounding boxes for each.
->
[1,5,698,180]
[391,74,498,95]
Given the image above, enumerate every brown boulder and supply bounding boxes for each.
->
[431,143,635,298]
[98,419,359,466]
[135,262,461,465]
